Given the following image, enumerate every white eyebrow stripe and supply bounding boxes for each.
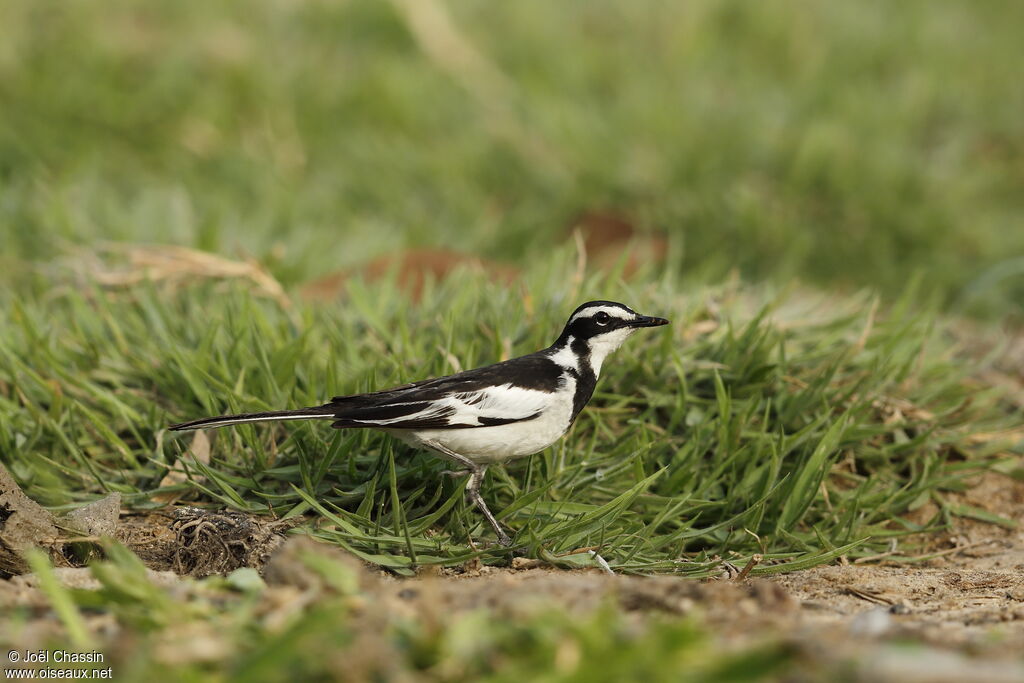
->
[569,305,635,324]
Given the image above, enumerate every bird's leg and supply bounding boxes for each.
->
[422,440,512,547]
[440,468,471,478]
[466,465,513,547]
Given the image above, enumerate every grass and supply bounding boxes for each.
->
[1,261,1014,577]
[1,0,1023,678]
[11,542,799,682]
[2,0,1023,320]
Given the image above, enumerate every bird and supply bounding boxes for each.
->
[169,300,669,546]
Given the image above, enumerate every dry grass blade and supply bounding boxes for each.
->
[154,430,212,504]
[388,0,566,178]
[83,243,292,310]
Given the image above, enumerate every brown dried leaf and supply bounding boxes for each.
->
[301,248,520,302]
[567,211,668,278]
[0,464,65,575]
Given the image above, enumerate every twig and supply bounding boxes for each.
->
[854,539,994,564]
[845,586,894,605]
[735,554,762,581]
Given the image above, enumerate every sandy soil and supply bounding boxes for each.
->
[3,463,1024,681]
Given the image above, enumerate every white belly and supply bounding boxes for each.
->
[388,387,575,465]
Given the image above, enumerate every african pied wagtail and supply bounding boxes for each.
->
[170,301,669,546]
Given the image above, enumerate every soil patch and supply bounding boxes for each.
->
[3,465,1024,681]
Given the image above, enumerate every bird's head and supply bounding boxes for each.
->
[555,300,669,373]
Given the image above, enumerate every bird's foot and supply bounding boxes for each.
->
[440,468,471,478]
[472,531,513,549]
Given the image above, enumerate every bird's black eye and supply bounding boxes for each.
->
[594,312,610,325]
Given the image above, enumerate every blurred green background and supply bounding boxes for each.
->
[2,3,1022,675]
[2,0,1022,319]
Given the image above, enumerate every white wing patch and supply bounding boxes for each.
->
[348,384,552,427]
[451,384,552,425]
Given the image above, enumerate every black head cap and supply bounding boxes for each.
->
[554,300,669,345]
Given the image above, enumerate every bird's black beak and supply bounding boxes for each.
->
[627,314,670,328]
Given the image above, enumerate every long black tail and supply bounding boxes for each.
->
[169,405,337,431]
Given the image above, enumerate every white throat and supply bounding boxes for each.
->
[585,328,634,375]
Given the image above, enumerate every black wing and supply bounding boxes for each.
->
[326,353,563,430]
